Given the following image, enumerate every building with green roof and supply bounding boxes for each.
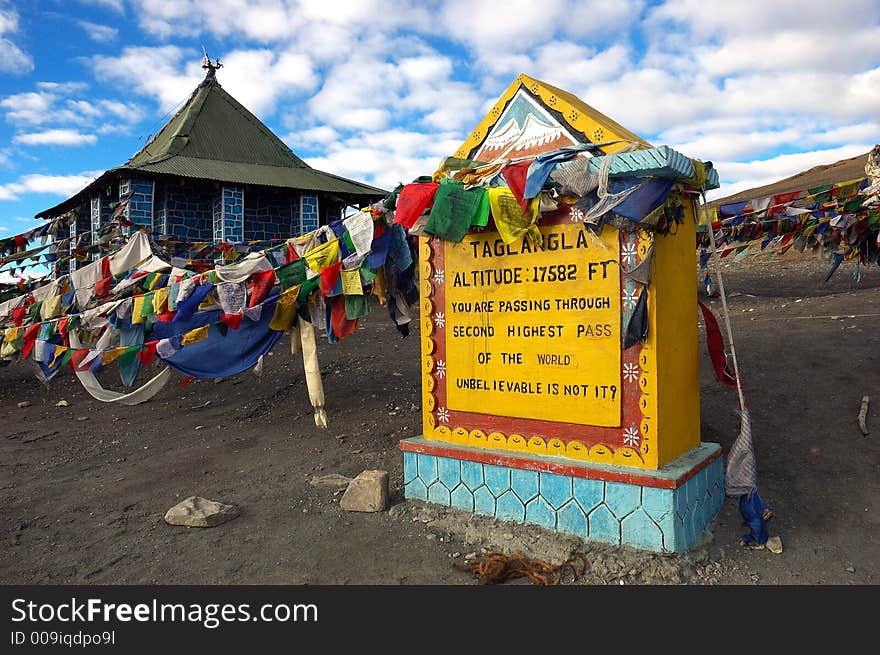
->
[36,57,386,268]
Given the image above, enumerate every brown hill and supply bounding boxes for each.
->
[711,150,871,206]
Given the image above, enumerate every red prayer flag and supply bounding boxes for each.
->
[138,341,158,367]
[284,242,299,264]
[248,269,276,308]
[95,276,113,297]
[320,261,343,296]
[11,305,26,326]
[392,183,439,229]
[21,322,41,358]
[501,161,532,213]
[698,301,738,388]
[220,312,243,330]
[329,296,358,339]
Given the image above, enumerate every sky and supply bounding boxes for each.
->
[1,0,879,240]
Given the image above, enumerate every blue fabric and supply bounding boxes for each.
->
[118,323,143,388]
[173,283,213,324]
[823,252,845,284]
[739,490,770,545]
[523,144,600,199]
[367,231,390,269]
[608,178,673,222]
[36,339,65,381]
[387,224,413,271]
[328,220,352,259]
[719,201,748,218]
[152,299,282,378]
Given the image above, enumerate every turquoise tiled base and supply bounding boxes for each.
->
[402,443,724,553]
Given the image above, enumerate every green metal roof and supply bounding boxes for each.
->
[36,74,385,218]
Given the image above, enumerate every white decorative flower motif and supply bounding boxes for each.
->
[437,407,450,423]
[621,243,637,259]
[436,360,446,378]
[569,206,584,222]
[434,312,446,328]
[623,362,640,383]
[623,424,641,447]
[623,288,638,309]
[433,269,445,285]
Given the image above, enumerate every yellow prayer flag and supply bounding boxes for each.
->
[181,325,210,346]
[269,289,299,332]
[153,287,169,314]
[100,347,127,366]
[340,268,363,295]
[373,267,387,306]
[487,188,541,247]
[41,295,62,320]
[131,295,145,324]
[304,239,340,273]
[49,346,67,368]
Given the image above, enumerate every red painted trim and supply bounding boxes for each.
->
[400,439,722,490]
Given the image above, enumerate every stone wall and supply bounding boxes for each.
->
[244,188,296,241]
[164,180,214,242]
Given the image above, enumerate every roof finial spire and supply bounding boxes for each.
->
[201,46,222,82]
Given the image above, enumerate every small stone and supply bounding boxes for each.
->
[76,416,89,422]
[503,532,514,540]
[766,536,783,554]
[194,425,205,430]
[452,552,461,558]
[340,470,389,512]
[464,552,477,561]
[164,496,239,528]
[55,400,70,407]
[17,401,31,408]
[309,473,353,490]
[846,566,855,573]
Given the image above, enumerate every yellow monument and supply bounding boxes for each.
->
[400,75,723,552]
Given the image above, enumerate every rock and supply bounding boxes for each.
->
[309,473,353,490]
[17,401,31,408]
[339,470,389,512]
[164,496,239,528]
[845,566,855,573]
[766,536,783,554]
[55,400,69,407]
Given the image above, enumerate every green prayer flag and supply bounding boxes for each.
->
[297,275,320,303]
[345,295,370,320]
[277,259,306,290]
[116,345,141,370]
[424,179,486,243]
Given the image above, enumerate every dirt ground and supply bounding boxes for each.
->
[1,251,878,585]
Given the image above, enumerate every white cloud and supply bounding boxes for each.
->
[92,45,317,116]
[92,45,203,112]
[14,129,98,146]
[0,172,99,202]
[36,81,88,93]
[306,128,466,190]
[78,20,119,43]
[77,0,125,13]
[0,91,56,125]
[283,125,340,149]
[0,5,33,74]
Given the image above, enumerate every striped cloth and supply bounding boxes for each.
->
[725,407,758,497]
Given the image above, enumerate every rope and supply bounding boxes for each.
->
[700,190,747,412]
[454,550,587,585]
